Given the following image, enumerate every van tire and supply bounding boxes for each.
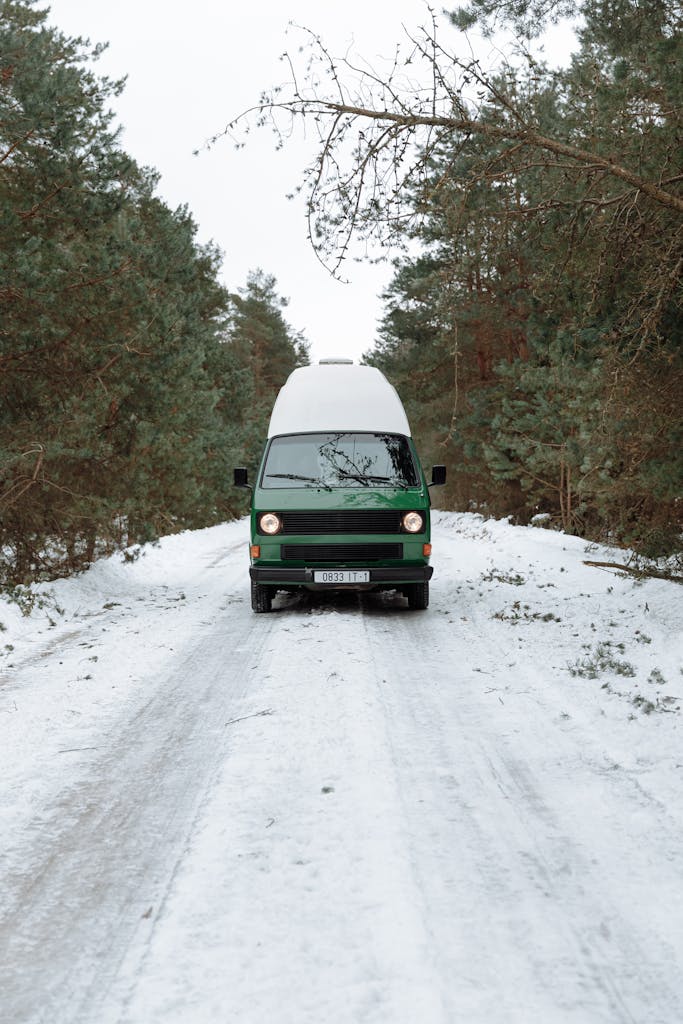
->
[251,580,273,613]
[406,581,429,610]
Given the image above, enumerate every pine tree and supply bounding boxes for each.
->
[366,1,682,551]
[0,3,309,582]
[221,269,310,475]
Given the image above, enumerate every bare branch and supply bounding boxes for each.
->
[214,18,682,272]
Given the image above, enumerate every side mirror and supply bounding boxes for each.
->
[430,465,447,486]
[233,467,249,488]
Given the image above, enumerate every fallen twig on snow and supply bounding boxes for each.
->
[225,708,275,727]
[583,560,683,584]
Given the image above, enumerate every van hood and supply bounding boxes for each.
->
[253,486,428,511]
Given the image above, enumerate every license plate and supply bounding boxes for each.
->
[313,570,370,584]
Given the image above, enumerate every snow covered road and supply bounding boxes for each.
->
[1,514,682,1023]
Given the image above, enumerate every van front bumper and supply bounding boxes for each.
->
[250,565,433,585]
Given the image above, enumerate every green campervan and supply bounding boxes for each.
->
[234,359,446,612]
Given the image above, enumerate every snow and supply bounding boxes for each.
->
[267,363,412,436]
[1,513,682,1023]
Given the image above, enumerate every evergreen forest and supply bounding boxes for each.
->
[234,0,681,562]
[363,0,682,559]
[0,1,307,585]
[1,0,681,589]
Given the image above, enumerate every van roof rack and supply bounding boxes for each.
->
[318,357,354,365]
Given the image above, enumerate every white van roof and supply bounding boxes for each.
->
[267,362,411,438]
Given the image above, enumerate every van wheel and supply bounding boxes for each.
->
[251,580,273,613]
[406,581,429,610]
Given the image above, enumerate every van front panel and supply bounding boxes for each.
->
[249,434,432,589]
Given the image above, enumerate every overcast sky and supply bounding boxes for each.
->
[44,1,575,363]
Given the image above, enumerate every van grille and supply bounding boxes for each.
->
[279,510,403,535]
[280,543,403,562]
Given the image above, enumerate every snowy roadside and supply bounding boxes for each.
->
[0,520,249,872]
[1,512,682,1024]
[2,512,679,726]
[433,510,683,722]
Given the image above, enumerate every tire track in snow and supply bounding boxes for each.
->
[360,599,683,1024]
[0,580,275,1024]
[106,594,454,1024]
[2,522,681,1024]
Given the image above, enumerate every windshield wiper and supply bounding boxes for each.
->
[338,471,407,489]
[266,473,331,490]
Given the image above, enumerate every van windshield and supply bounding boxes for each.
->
[262,432,419,489]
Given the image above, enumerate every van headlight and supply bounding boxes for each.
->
[258,512,283,535]
[402,511,424,533]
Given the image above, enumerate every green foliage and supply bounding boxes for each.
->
[568,641,636,678]
[481,569,526,585]
[0,2,307,584]
[367,0,682,551]
[449,0,578,35]
[492,601,562,623]
[203,271,309,530]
